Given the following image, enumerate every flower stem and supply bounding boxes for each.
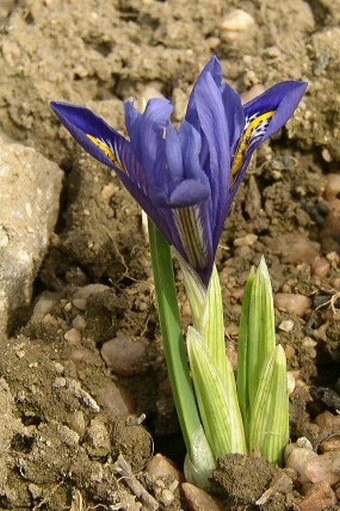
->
[148,219,202,457]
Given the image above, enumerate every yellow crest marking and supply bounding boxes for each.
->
[87,134,125,172]
[231,111,275,182]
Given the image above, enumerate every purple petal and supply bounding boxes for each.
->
[51,101,128,172]
[243,80,307,143]
[186,55,223,130]
[221,83,245,153]
[125,98,173,172]
[169,179,210,207]
[178,121,205,181]
[165,124,184,182]
[50,101,151,194]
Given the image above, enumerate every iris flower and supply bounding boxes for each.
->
[51,56,306,286]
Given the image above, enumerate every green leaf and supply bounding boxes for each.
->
[181,262,227,384]
[148,220,202,458]
[187,326,247,460]
[248,345,289,465]
[237,257,276,428]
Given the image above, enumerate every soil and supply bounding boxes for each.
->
[0,0,339,510]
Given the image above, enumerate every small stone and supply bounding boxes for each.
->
[101,336,149,376]
[304,451,340,486]
[285,445,318,485]
[321,148,332,162]
[263,234,320,265]
[221,9,255,31]
[160,489,175,507]
[101,182,116,201]
[284,344,296,359]
[274,293,312,317]
[312,257,330,278]
[96,382,134,419]
[67,410,86,439]
[285,441,340,486]
[324,173,340,201]
[287,372,296,395]
[64,328,82,344]
[86,417,111,456]
[71,314,86,330]
[319,437,340,453]
[298,480,337,511]
[279,319,294,332]
[72,298,87,311]
[146,453,183,482]
[182,482,224,511]
[53,377,66,388]
[233,234,258,247]
[28,483,42,500]
[181,300,192,327]
[73,283,110,301]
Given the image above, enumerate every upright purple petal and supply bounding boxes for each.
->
[125,98,173,172]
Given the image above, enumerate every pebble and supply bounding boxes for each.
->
[64,327,82,344]
[140,84,164,102]
[311,257,330,278]
[30,292,60,322]
[233,234,258,247]
[146,453,184,482]
[95,381,134,419]
[324,173,340,201]
[285,441,340,487]
[71,314,86,330]
[86,416,111,456]
[275,293,312,317]
[264,234,320,265]
[279,319,294,333]
[315,411,340,435]
[220,9,255,31]
[287,372,296,395]
[159,489,175,507]
[298,480,337,511]
[101,182,116,202]
[319,436,340,453]
[66,410,86,439]
[101,336,149,377]
[72,283,110,308]
[181,482,224,511]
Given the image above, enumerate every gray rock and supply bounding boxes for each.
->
[0,134,63,335]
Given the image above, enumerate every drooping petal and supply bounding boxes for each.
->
[50,101,174,242]
[243,80,308,143]
[226,80,307,212]
[50,101,130,175]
